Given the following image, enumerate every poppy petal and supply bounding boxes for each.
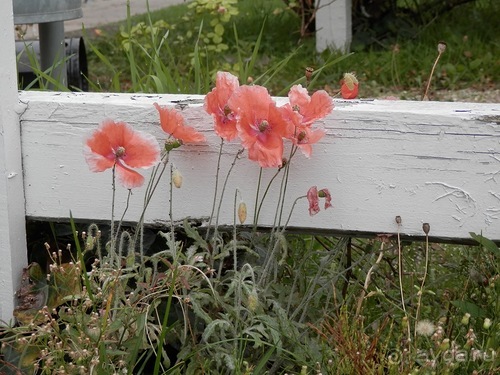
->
[115,162,145,189]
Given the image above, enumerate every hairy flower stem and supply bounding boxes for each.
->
[356,240,385,316]
[205,139,224,241]
[275,147,297,229]
[115,190,132,244]
[253,169,281,232]
[252,168,264,231]
[283,195,306,229]
[213,148,244,240]
[110,165,117,266]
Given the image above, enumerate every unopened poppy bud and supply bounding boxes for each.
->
[238,201,247,224]
[247,290,259,312]
[172,168,183,188]
[165,139,183,151]
[341,72,359,99]
[483,318,492,329]
[342,72,358,91]
[461,313,471,325]
[439,338,450,351]
[305,66,314,84]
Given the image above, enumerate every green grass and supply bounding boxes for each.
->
[84,0,499,98]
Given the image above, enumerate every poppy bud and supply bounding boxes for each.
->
[461,313,471,325]
[172,168,183,188]
[238,201,247,224]
[341,72,359,99]
[165,139,183,151]
[483,318,492,329]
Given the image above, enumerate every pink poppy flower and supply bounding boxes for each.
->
[281,85,333,157]
[340,72,359,99]
[154,103,206,144]
[228,85,291,168]
[84,119,161,189]
[307,186,320,216]
[204,71,240,141]
[280,105,326,158]
[319,188,332,209]
[307,186,332,216]
[288,84,333,126]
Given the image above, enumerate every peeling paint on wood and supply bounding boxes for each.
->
[17,91,500,242]
[0,0,28,323]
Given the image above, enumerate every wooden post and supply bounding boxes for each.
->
[0,1,27,322]
[316,0,352,52]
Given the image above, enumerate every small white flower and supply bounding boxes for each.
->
[416,320,436,337]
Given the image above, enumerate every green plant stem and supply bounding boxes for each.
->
[133,152,170,258]
[110,164,117,265]
[252,168,263,231]
[153,267,178,375]
[275,146,297,229]
[422,50,443,100]
[397,221,411,341]
[414,231,430,342]
[205,138,224,240]
[213,148,244,239]
[356,240,385,316]
[253,168,283,231]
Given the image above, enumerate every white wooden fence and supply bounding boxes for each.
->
[1,0,499,323]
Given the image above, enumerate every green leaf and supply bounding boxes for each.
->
[183,218,209,250]
[450,300,487,318]
[470,232,500,257]
[214,23,224,36]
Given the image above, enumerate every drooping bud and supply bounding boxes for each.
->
[238,201,247,224]
[172,168,183,188]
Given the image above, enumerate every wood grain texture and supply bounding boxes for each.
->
[18,91,500,241]
[0,1,27,322]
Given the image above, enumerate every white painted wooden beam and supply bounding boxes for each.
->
[18,91,500,242]
[316,0,352,52]
[0,0,27,323]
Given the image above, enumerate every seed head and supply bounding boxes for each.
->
[422,223,430,235]
[437,41,447,54]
